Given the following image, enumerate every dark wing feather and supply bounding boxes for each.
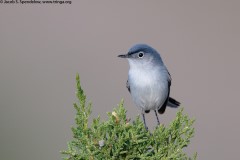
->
[126,80,131,93]
[158,72,171,114]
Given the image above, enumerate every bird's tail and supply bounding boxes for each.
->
[167,97,180,108]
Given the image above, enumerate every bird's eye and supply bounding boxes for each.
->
[138,52,144,58]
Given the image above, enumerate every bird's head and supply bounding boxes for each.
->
[118,44,163,69]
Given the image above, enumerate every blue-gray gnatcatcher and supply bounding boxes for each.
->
[118,44,180,130]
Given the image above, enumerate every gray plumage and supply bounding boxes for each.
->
[118,44,180,130]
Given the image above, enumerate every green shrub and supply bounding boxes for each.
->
[61,74,197,160]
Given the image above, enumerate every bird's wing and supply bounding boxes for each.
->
[158,72,171,114]
[167,70,172,86]
[126,79,131,93]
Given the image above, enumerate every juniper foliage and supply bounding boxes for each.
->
[61,74,197,160]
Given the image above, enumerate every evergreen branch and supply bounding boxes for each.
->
[61,74,197,160]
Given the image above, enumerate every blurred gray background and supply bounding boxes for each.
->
[0,1,239,159]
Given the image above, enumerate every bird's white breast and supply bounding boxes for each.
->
[128,64,169,111]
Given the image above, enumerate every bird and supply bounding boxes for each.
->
[118,44,180,130]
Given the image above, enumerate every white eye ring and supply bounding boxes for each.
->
[138,52,144,58]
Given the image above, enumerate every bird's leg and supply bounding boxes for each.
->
[154,110,160,125]
[141,110,148,131]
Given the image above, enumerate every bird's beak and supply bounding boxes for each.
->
[118,54,129,58]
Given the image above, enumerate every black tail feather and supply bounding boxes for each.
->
[168,97,180,108]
